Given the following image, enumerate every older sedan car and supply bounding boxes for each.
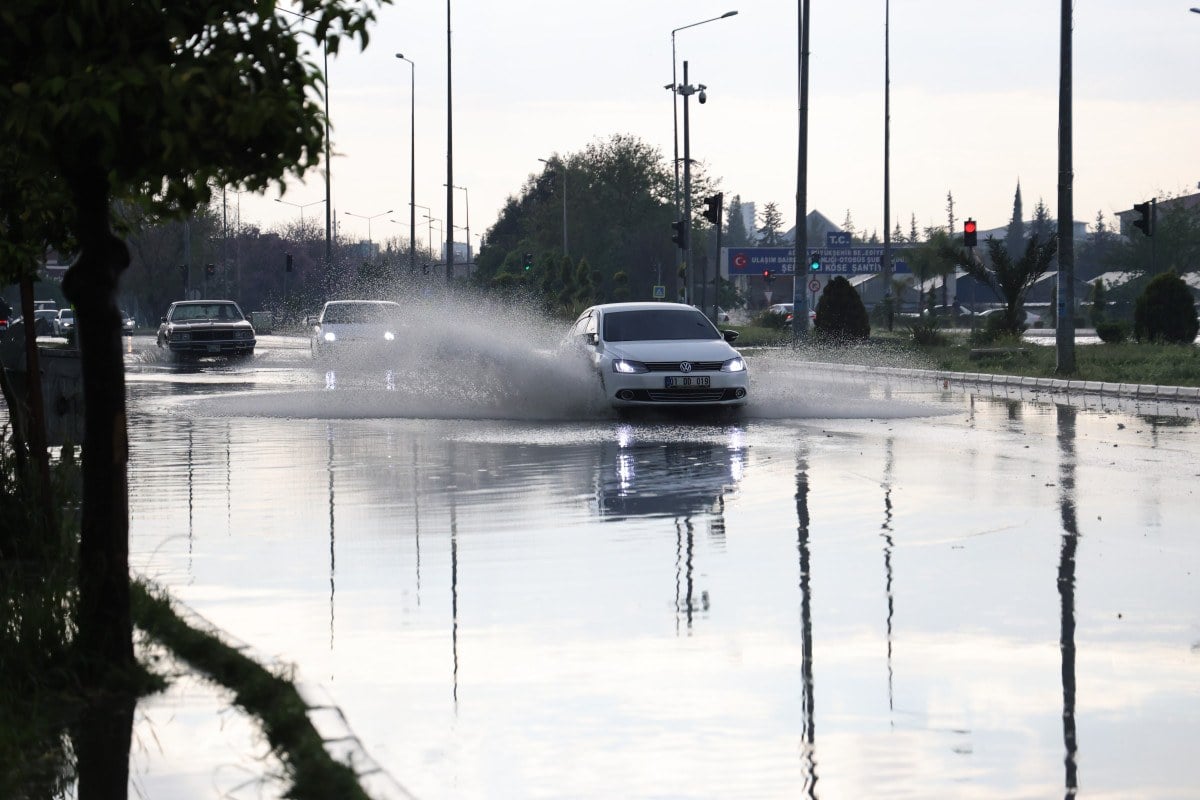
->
[308,299,403,359]
[566,302,748,408]
[157,300,255,357]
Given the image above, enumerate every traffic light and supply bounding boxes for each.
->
[702,193,723,225]
[761,269,773,282]
[809,252,821,271]
[205,263,215,278]
[1132,201,1153,237]
[671,219,687,249]
[285,253,293,272]
[523,252,533,271]
[964,218,978,247]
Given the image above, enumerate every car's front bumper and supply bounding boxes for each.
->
[605,371,748,407]
[167,338,255,355]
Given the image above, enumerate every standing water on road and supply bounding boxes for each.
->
[124,298,1200,798]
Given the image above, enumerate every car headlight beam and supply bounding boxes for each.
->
[323,331,336,342]
[612,358,649,374]
[721,357,746,373]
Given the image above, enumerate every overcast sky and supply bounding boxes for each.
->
[243,1,1200,249]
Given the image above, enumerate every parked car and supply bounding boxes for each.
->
[563,301,748,408]
[308,300,404,359]
[52,308,76,338]
[156,300,255,357]
[0,299,14,335]
[120,309,135,335]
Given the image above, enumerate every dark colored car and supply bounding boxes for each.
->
[157,300,255,357]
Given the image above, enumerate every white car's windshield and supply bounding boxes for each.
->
[322,304,399,325]
[603,310,719,342]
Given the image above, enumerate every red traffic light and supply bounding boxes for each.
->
[761,269,771,279]
[964,220,977,234]
[964,218,978,247]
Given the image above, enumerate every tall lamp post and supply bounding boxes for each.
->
[538,158,568,257]
[675,61,707,305]
[445,183,471,263]
[275,197,327,226]
[344,209,393,246]
[423,215,444,263]
[395,53,417,273]
[669,11,737,219]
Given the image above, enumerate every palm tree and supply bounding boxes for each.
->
[961,233,1059,335]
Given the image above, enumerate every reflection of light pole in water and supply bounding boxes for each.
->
[674,517,697,633]
[448,441,460,708]
[879,437,896,717]
[412,442,421,605]
[795,452,818,800]
[327,423,337,679]
[1056,405,1080,795]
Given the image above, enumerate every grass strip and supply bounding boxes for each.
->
[733,325,1200,387]
[130,580,371,800]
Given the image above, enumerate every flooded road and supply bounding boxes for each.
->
[123,327,1200,799]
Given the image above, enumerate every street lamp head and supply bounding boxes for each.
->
[698,89,707,104]
[721,10,738,18]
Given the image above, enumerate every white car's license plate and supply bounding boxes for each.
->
[665,376,710,388]
[207,344,220,353]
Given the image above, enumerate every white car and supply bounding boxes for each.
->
[309,300,403,359]
[566,302,748,408]
[52,308,75,337]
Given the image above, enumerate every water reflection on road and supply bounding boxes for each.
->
[124,352,1200,799]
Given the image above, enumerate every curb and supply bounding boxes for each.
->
[794,360,1200,408]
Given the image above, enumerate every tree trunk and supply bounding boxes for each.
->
[61,167,133,686]
[20,277,54,531]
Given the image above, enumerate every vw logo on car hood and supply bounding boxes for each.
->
[679,361,693,373]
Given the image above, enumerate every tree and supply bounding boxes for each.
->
[1005,182,1026,259]
[0,0,389,686]
[1031,197,1054,245]
[1134,271,1198,343]
[725,196,752,247]
[814,276,870,340]
[946,190,956,235]
[841,209,857,242]
[906,229,959,310]
[961,233,1060,335]
[757,202,785,246]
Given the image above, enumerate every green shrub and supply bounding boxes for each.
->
[814,276,870,340]
[1134,271,1199,344]
[1095,320,1129,344]
[908,319,946,346]
[752,309,789,330]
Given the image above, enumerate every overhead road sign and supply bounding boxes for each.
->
[724,247,909,277]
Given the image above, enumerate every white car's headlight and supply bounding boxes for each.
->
[721,357,746,373]
[323,331,336,342]
[612,358,649,374]
[384,331,395,341]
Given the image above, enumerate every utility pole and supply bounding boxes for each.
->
[1054,0,1075,373]
[792,0,811,339]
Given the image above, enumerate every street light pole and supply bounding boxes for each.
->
[446,0,455,285]
[275,196,326,226]
[344,209,393,246]
[792,0,811,340]
[423,215,443,260]
[676,61,707,305]
[446,184,471,262]
[670,11,738,222]
[396,54,417,275]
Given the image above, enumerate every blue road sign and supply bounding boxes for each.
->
[725,246,910,276]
